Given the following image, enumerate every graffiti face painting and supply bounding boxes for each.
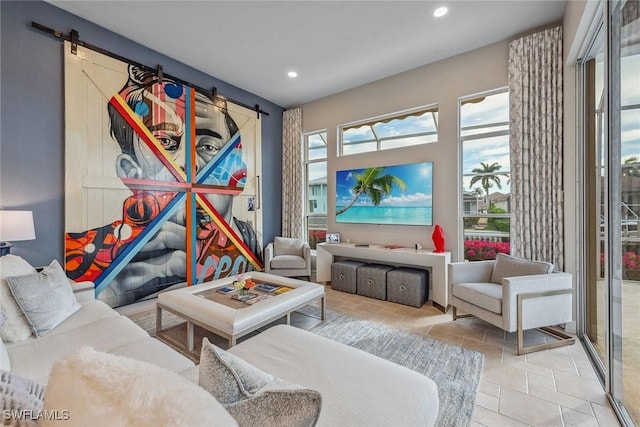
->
[65,59,262,308]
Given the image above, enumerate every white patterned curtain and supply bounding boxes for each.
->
[509,26,564,268]
[281,108,304,239]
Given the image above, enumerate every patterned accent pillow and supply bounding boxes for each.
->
[7,260,81,338]
[199,338,273,404]
[489,253,554,285]
[199,338,322,426]
[0,369,45,427]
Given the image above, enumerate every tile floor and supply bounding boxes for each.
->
[318,285,622,427]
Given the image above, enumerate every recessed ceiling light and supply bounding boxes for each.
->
[288,71,298,78]
[433,6,448,18]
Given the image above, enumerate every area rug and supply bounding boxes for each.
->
[127,307,483,427]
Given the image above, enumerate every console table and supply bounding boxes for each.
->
[316,243,451,311]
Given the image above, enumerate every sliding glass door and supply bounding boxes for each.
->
[609,0,640,423]
[580,1,639,424]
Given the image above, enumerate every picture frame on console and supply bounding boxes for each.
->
[326,233,341,244]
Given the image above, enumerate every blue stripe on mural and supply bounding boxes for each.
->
[94,193,186,294]
[195,132,241,184]
[185,88,193,183]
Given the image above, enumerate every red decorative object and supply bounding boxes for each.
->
[432,225,445,253]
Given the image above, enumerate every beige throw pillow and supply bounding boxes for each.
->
[274,237,304,256]
[490,253,553,285]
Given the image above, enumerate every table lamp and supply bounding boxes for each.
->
[0,210,36,256]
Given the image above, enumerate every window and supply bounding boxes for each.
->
[459,90,511,261]
[339,105,438,156]
[304,130,327,249]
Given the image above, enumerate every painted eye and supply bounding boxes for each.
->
[158,137,179,151]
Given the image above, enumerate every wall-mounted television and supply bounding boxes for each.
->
[335,161,433,226]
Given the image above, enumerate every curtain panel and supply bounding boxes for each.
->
[281,108,304,239]
[509,26,564,268]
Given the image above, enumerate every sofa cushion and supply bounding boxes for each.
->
[452,282,503,314]
[7,260,81,338]
[41,347,237,427]
[270,255,307,270]
[7,316,148,384]
[0,370,46,427]
[109,337,195,374]
[490,253,553,285]
[0,255,36,343]
[229,324,439,427]
[42,300,119,338]
[274,237,304,256]
[200,338,322,427]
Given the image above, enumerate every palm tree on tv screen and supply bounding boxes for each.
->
[336,167,407,216]
[469,162,508,210]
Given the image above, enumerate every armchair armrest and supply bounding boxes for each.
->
[502,272,573,331]
[70,280,95,302]
[264,243,274,273]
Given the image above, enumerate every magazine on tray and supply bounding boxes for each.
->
[231,292,259,302]
[254,283,280,293]
[216,286,237,295]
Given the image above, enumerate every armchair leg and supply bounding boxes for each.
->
[452,306,473,321]
[517,289,575,355]
[517,326,575,355]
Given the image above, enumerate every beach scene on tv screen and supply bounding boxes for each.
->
[336,161,433,226]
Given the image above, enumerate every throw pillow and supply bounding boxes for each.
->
[7,260,81,338]
[489,253,554,285]
[0,255,37,343]
[199,338,322,427]
[274,237,304,256]
[199,337,273,404]
[42,346,237,427]
[0,369,46,427]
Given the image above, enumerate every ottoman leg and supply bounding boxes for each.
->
[156,306,163,336]
[187,321,194,352]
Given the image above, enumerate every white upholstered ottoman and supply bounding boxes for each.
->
[156,272,325,348]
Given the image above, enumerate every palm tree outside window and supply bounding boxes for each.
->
[459,89,511,261]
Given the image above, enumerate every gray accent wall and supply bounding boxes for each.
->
[0,1,283,266]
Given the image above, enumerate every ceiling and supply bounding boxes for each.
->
[47,1,566,108]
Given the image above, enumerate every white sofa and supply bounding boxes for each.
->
[2,270,439,426]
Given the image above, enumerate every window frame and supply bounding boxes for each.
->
[458,87,511,262]
[338,104,438,156]
[303,130,328,249]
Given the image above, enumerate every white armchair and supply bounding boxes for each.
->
[449,253,574,355]
[264,237,311,280]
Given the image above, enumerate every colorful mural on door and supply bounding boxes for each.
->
[64,43,263,307]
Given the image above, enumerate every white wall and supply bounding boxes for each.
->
[301,40,509,261]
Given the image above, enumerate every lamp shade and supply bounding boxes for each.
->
[0,210,36,242]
